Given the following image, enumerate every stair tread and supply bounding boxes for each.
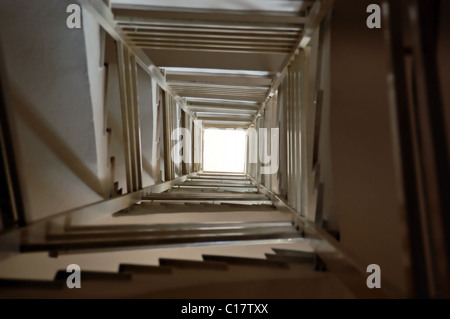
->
[54,270,132,281]
[63,221,292,233]
[202,255,289,269]
[22,230,301,253]
[159,258,228,270]
[119,264,172,274]
[176,182,255,188]
[271,248,315,258]
[143,192,267,200]
[113,203,276,216]
[0,278,64,289]
[265,253,315,264]
[45,226,296,243]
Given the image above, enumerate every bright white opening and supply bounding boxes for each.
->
[203,129,246,173]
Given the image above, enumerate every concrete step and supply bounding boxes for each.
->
[54,270,132,281]
[202,255,290,269]
[119,263,172,274]
[159,258,228,270]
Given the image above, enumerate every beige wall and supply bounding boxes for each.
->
[328,0,407,295]
[0,0,104,221]
[0,1,163,221]
[438,1,450,151]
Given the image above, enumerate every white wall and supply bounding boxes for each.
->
[0,0,106,221]
[83,7,109,197]
[105,62,128,194]
[137,66,159,187]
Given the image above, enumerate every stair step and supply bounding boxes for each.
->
[119,264,172,274]
[47,226,296,243]
[264,253,315,264]
[159,258,228,270]
[61,221,292,235]
[120,203,276,215]
[143,192,268,201]
[145,199,273,205]
[186,179,252,185]
[271,248,315,258]
[22,229,301,253]
[197,174,247,179]
[202,255,289,269]
[175,182,255,188]
[0,278,64,289]
[171,185,257,193]
[54,270,132,281]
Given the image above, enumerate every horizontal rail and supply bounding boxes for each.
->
[21,229,302,253]
[0,172,197,262]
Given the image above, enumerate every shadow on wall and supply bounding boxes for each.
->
[8,84,108,221]
[11,86,104,197]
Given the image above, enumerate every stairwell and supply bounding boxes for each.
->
[0,173,354,298]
